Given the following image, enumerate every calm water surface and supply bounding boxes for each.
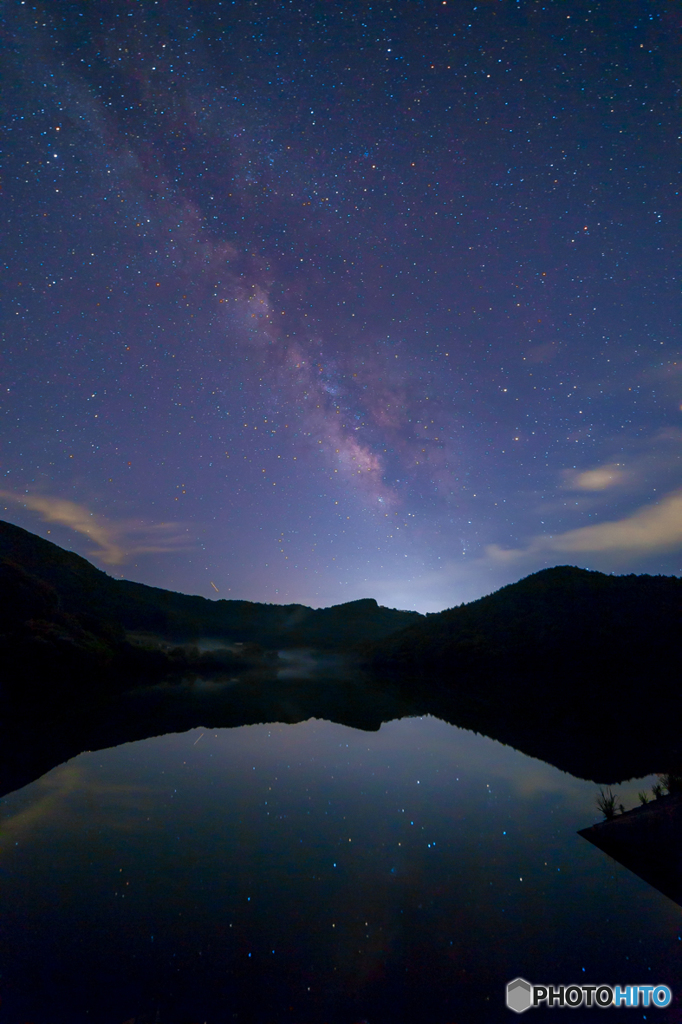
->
[0,714,680,1023]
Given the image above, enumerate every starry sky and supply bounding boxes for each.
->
[2,0,679,612]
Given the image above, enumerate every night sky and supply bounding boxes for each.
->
[2,0,679,612]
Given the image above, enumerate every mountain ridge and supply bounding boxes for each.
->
[2,520,682,787]
[0,519,420,645]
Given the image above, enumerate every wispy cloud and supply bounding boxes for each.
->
[562,463,625,491]
[0,491,191,565]
[487,489,682,562]
[363,490,682,613]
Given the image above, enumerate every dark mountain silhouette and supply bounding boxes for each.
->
[364,564,682,781]
[0,519,419,718]
[366,564,682,685]
[0,519,418,645]
[2,520,682,791]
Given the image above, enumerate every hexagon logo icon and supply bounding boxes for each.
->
[506,977,533,1013]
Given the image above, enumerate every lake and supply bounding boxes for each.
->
[0,704,680,1022]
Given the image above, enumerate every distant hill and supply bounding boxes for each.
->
[0,520,420,646]
[365,565,682,775]
[0,520,417,720]
[366,565,682,685]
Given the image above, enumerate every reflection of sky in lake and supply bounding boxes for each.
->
[0,717,680,1023]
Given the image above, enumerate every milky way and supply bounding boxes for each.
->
[2,0,679,610]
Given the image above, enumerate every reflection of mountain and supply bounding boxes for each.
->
[366,564,682,785]
[2,520,682,795]
[0,655,678,801]
[579,795,682,908]
[0,662,414,799]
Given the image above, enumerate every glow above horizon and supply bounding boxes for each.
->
[2,1,680,613]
